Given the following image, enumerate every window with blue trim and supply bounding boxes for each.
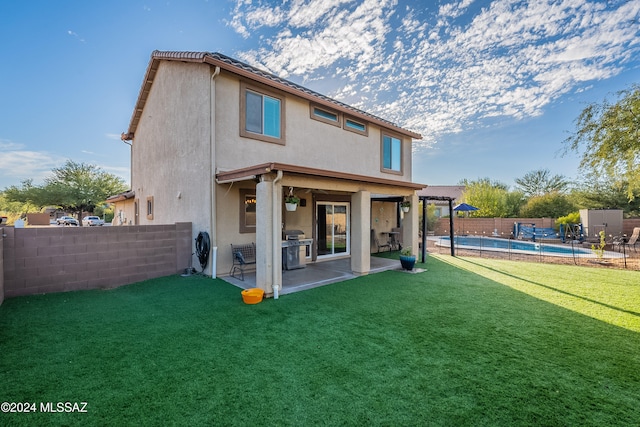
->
[310,104,341,127]
[344,117,367,135]
[382,134,402,173]
[241,82,285,144]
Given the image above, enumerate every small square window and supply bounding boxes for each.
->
[146,196,154,220]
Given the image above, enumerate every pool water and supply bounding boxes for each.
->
[436,236,592,257]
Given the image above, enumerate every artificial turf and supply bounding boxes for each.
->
[0,255,639,425]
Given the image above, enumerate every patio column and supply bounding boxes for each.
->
[351,190,371,275]
[403,192,419,256]
[255,177,282,295]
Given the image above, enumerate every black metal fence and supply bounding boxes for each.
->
[427,234,639,270]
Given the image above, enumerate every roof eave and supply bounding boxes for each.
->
[216,162,425,190]
[123,51,422,140]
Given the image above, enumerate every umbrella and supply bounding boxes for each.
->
[453,203,479,213]
[453,203,479,235]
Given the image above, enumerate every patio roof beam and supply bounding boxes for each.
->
[216,162,426,190]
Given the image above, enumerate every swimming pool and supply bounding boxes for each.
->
[435,236,622,258]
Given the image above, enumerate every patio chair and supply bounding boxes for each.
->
[371,229,391,253]
[613,227,639,253]
[229,243,256,281]
[391,227,403,251]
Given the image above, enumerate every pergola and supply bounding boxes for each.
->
[418,195,456,261]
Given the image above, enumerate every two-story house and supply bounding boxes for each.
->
[116,50,423,296]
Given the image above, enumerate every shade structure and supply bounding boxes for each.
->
[453,203,479,236]
[453,203,479,212]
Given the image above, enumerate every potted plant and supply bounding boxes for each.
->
[400,200,411,213]
[399,247,416,271]
[285,194,300,212]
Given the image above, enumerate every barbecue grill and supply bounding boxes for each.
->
[282,230,313,270]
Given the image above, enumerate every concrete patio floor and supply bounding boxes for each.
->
[221,256,401,295]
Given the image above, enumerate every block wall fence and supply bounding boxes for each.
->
[432,217,556,237]
[0,223,192,302]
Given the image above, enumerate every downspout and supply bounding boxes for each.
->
[421,197,427,263]
[209,66,220,277]
[272,170,283,299]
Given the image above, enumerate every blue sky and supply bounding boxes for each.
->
[1,0,638,190]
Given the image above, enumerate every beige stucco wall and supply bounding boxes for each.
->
[111,199,136,226]
[131,61,213,271]
[371,200,400,248]
[214,72,413,182]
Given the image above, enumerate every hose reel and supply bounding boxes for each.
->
[195,231,211,272]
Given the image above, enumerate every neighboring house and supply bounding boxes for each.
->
[418,185,465,217]
[106,190,135,225]
[116,50,423,296]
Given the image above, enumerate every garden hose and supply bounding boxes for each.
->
[195,231,210,272]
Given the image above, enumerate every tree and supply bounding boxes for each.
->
[420,202,440,232]
[3,160,127,222]
[519,193,576,218]
[564,84,640,199]
[459,178,524,218]
[0,191,41,225]
[514,169,571,197]
[569,171,640,217]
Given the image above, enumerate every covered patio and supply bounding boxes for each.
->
[215,162,422,297]
[222,256,400,295]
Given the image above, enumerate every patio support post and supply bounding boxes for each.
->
[351,190,371,275]
[255,177,280,294]
[403,192,419,256]
[449,199,455,256]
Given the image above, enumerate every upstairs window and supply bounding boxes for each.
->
[381,133,402,173]
[310,104,341,127]
[344,117,368,136]
[240,82,285,144]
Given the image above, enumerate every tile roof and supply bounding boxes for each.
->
[123,51,422,140]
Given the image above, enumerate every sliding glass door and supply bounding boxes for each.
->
[317,202,350,258]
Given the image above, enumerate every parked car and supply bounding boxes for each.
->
[56,216,78,226]
[82,216,105,226]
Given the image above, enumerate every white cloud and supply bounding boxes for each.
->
[0,135,132,188]
[105,133,123,140]
[67,29,85,43]
[0,141,66,187]
[229,0,640,147]
[0,139,24,151]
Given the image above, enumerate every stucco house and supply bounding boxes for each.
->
[115,50,423,296]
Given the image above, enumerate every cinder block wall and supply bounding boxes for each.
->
[2,223,192,299]
[433,217,556,237]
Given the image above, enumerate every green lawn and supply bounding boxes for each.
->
[1,255,639,426]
